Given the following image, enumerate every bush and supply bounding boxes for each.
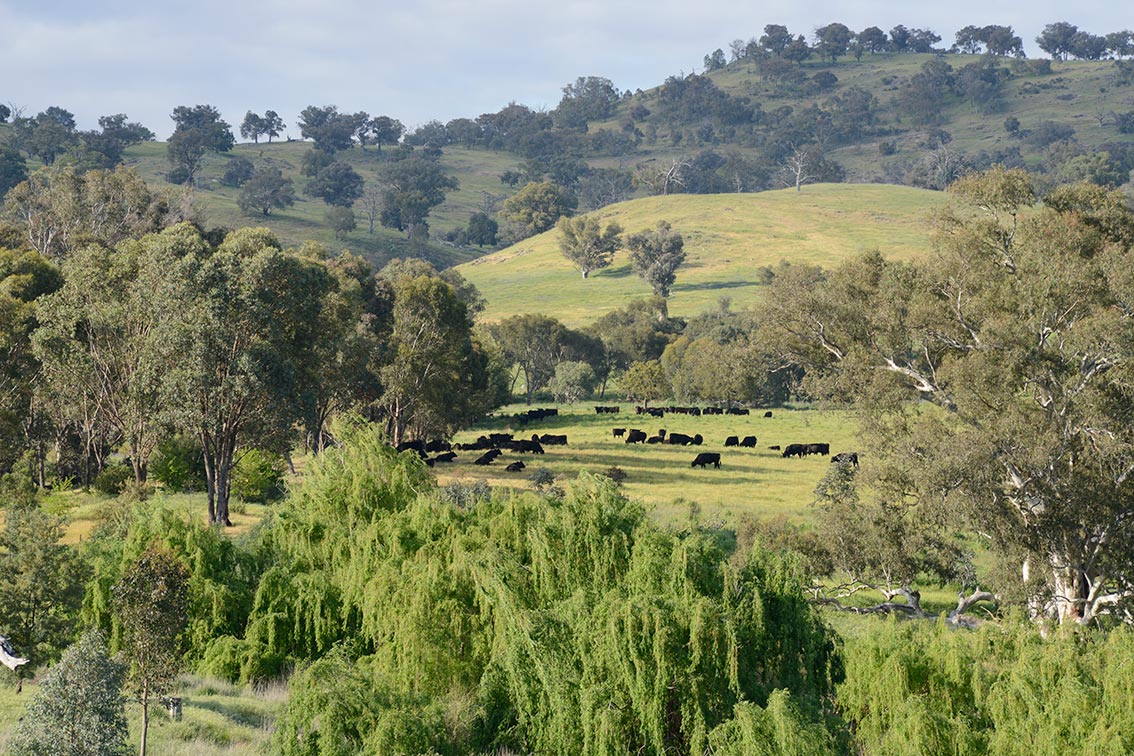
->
[94,462,133,496]
[231,449,286,505]
[150,436,206,492]
[222,156,254,187]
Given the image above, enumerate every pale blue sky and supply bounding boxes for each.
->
[2,0,1128,139]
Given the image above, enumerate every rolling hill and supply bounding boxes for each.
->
[458,183,951,326]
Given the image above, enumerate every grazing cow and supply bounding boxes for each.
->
[806,443,830,456]
[764,411,773,418]
[516,439,545,454]
[724,436,739,447]
[505,461,526,472]
[691,452,721,469]
[612,428,626,438]
[831,451,859,467]
[740,436,757,448]
[539,434,568,446]
[782,443,808,459]
[474,452,495,465]
[768,445,781,451]
[702,407,723,415]
[666,432,693,445]
[626,429,647,444]
[727,407,750,416]
[432,452,457,463]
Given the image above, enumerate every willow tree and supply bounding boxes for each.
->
[161,227,330,525]
[760,168,1134,625]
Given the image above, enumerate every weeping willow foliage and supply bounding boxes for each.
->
[838,620,1134,756]
[240,423,841,756]
[81,500,264,658]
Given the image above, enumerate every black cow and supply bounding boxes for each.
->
[396,439,428,457]
[517,439,545,454]
[647,430,667,444]
[425,439,451,453]
[692,434,703,446]
[474,452,496,465]
[626,429,647,444]
[740,435,757,448]
[764,411,773,418]
[612,428,626,438]
[724,436,739,447]
[432,451,457,463]
[768,445,781,451]
[666,432,694,445]
[539,434,568,445]
[782,443,808,458]
[806,443,830,456]
[831,451,859,467]
[505,461,526,472]
[691,452,721,469]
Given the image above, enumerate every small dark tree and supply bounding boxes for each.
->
[221,155,254,186]
[237,167,296,215]
[7,631,129,756]
[626,221,686,297]
[366,115,404,151]
[263,110,285,142]
[0,146,28,198]
[466,211,498,246]
[240,111,265,143]
[304,161,364,206]
[113,549,189,756]
[325,206,357,240]
[166,104,234,185]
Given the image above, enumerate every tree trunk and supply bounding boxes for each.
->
[581,270,588,279]
[140,679,150,756]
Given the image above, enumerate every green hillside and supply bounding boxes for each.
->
[458,183,950,325]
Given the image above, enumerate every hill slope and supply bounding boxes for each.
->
[459,183,950,326]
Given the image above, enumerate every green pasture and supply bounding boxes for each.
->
[434,402,862,523]
[0,675,283,756]
[458,183,949,325]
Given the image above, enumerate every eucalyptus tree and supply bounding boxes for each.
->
[161,227,330,525]
[556,214,622,279]
[626,221,685,297]
[760,168,1134,625]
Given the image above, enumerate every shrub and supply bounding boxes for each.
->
[150,436,206,492]
[94,462,133,496]
[231,449,286,504]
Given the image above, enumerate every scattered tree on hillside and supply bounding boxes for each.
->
[0,146,28,198]
[1037,21,1079,60]
[814,23,853,62]
[626,221,686,297]
[237,166,296,215]
[555,76,621,130]
[10,107,78,166]
[263,110,286,142]
[363,115,404,151]
[858,26,889,53]
[221,155,254,187]
[466,211,498,246]
[297,105,367,154]
[240,111,265,143]
[113,548,189,756]
[759,24,794,56]
[303,161,364,206]
[499,180,577,241]
[377,158,458,240]
[7,631,128,756]
[556,215,622,279]
[166,104,234,185]
[325,206,356,239]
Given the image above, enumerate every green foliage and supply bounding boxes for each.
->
[8,630,129,756]
[237,166,296,216]
[839,621,1134,756]
[247,425,839,755]
[546,360,597,403]
[500,180,577,242]
[626,221,685,297]
[94,462,133,495]
[303,161,364,207]
[232,448,286,504]
[619,360,671,405]
[323,206,356,239]
[0,506,87,673]
[149,435,206,492]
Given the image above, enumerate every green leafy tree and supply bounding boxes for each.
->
[619,359,670,406]
[297,105,366,154]
[364,115,404,151]
[303,161,364,207]
[262,110,285,142]
[814,22,853,62]
[0,146,27,198]
[378,158,458,240]
[760,168,1134,625]
[166,104,234,185]
[221,155,254,187]
[237,166,296,215]
[1037,21,1078,60]
[113,548,189,756]
[11,107,78,166]
[0,507,87,678]
[555,76,621,129]
[557,214,622,278]
[161,227,330,525]
[324,206,356,239]
[493,313,569,403]
[546,360,597,403]
[760,24,794,56]
[239,111,265,143]
[591,296,684,370]
[500,180,577,241]
[2,165,172,260]
[626,221,685,297]
[377,274,498,443]
[466,211,498,246]
[8,631,129,756]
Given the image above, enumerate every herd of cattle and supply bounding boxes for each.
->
[397,405,857,473]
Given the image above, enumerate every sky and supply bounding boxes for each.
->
[2,0,1129,139]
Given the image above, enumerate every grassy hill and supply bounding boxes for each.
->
[458,183,950,325]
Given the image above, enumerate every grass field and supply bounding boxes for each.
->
[0,675,283,756]
[433,402,861,523]
[458,183,949,325]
